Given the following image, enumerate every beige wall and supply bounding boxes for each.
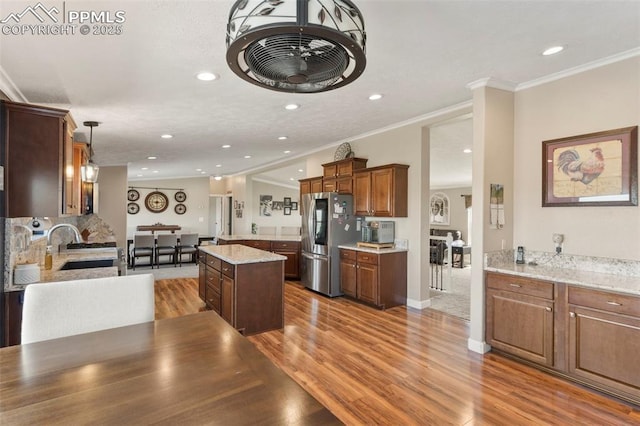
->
[251,180,301,231]
[514,57,640,260]
[126,177,210,238]
[98,166,128,248]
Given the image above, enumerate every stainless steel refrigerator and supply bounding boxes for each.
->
[301,192,360,297]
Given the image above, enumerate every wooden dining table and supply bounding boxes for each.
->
[0,311,340,425]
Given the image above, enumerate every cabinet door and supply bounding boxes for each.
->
[221,274,235,324]
[569,305,640,398]
[340,259,357,297]
[3,291,24,347]
[198,261,206,300]
[276,250,299,279]
[353,172,371,216]
[486,289,554,366]
[310,178,323,193]
[323,164,337,178]
[370,168,394,217]
[357,263,379,305]
[322,178,336,193]
[299,180,311,195]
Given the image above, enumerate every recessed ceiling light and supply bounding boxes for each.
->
[161,134,173,139]
[283,150,291,154]
[201,171,207,174]
[196,168,202,172]
[222,144,231,149]
[285,103,299,110]
[137,174,143,177]
[215,164,222,168]
[152,170,159,173]
[542,46,564,56]
[196,72,217,81]
[244,155,251,159]
[369,93,383,100]
[463,149,472,154]
[141,167,149,171]
[214,175,222,181]
[147,156,157,160]
[298,169,304,173]
[278,136,288,140]
[290,178,295,181]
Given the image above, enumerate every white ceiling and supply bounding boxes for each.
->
[1,1,638,188]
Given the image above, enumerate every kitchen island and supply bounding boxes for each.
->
[217,235,301,279]
[199,245,286,335]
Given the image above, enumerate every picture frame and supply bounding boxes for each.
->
[429,192,450,225]
[284,197,292,206]
[291,202,298,211]
[284,206,292,215]
[542,126,638,207]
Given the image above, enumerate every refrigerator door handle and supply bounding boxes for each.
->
[302,252,326,261]
[308,198,316,244]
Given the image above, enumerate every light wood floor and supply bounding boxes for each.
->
[155,279,640,425]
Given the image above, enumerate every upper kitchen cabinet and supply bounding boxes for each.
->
[1,100,73,217]
[321,157,368,194]
[354,164,409,217]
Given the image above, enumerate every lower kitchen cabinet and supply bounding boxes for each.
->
[339,249,407,309]
[485,272,555,367]
[2,291,24,347]
[568,286,640,403]
[216,238,301,280]
[198,260,206,301]
[198,249,284,335]
[485,271,640,406]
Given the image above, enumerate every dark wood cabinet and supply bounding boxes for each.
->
[198,260,206,300]
[485,272,555,367]
[339,249,407,309]
[3,291,24,347]
[198,248,284,335]
[271,241,300,279]
[568,286,640,403]
[354,164,409,217]
[1,100,73,218]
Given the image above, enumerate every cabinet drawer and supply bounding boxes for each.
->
[205,283,220,312]
[357,252,378,265]
[206,255,221,271]
[569,286,640,317]
[271,241,300,250]
[486,272,554,300]
[221,261,235,278]
[243,240,271,250]
[206,269,221,292]
[340,249,357,261]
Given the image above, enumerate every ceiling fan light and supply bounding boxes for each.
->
[226,0,366,93]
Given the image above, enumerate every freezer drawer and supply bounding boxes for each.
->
[302,252,331,296]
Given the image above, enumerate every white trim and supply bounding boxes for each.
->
[467,338,491,354]
[466,77,517,92]
[516,47,640,91]
[0,65,27,102]
[251,177,298,190]
[406,297,431,310]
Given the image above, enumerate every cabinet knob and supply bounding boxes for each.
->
[570,312,576,318]
[545,307,552,312]
[606,301,622,306]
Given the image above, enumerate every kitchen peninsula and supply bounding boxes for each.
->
[198,244,286,335]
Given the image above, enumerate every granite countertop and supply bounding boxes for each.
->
[200,244,287,265]
[485,259,640,296]
[218,235,301,242]
[9,249,119,292]
[338,243,408,254]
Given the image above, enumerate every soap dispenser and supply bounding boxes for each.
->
[44,246,53,270]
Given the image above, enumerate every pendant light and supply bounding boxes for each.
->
[226,0,366,93]
[81,121,100,183]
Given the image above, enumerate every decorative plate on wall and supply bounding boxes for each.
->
[175,203,187,215]
[127,202,140,214]
[175,191,187,202]
[127,189,140,201]
[145,191,169,213]
[333,142,352,161]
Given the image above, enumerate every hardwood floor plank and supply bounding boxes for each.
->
[155,279,640,425]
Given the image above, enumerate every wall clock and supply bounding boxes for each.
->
[175,203,187,215]
[175,191,187,202]
[145,191,169,213]
[127,202,140,214]
[127,189,140,201]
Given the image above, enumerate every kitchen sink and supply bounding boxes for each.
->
[59,259,115,270]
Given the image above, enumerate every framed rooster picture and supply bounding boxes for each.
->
[542,126,637,207]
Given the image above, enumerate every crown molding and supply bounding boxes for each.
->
[0,65,27,102]
[466,77,517,92]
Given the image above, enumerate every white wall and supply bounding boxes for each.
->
[514,56,640,260]
[251,180,301,232]
[126,177,211,238]
[98,166,128,248]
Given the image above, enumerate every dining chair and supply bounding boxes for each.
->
[155,234,178,268]
[132,234,155,270]
[177,233,199,266]
[21,274,155,344]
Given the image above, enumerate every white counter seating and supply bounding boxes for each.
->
[21,274,155,344]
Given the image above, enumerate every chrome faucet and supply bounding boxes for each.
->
[47,224,83,246]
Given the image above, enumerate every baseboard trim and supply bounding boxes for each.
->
[406,298,431,310]
[468,338,491,354]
